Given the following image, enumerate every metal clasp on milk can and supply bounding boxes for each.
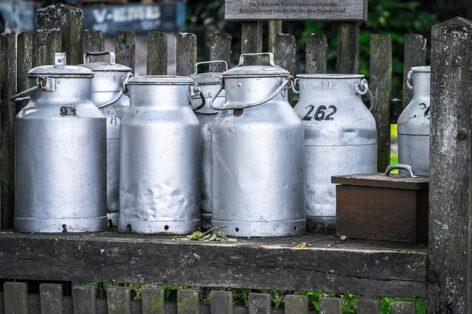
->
[14,52,107,233]
[209,52,306,237]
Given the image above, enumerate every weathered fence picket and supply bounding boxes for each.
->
[141,287,165,314]
[147,31,168,75]
[273,34,296,75]
[82,29,105,57]
[115,31,136,72]
[0,32,17,231]
[209,32,232,71]
[370,34,393,172]
[16,31,33,111]
[40,283,63,314]
[357,297,380,313]
[402,34,427,108]
[177,289,200,314]
[107,287,132,314]
[0,282,422,313]
[36,4,83,65]
[305,33,327,74]
[72,285,96,314]
[428,17,472,313]
[3,282,28,314]
[209,291,233,314]
[176,32,197,76]
[336,22,359,74]
[34,29,62,67]
[248,293,271,314]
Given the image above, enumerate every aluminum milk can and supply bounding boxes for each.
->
[293,74,377,226]
[398,66,430,176]
[119,75,201,234]
[190,60,228,219]
[210,52,306,237]
[14,53,107,233]
[81,51,133,226]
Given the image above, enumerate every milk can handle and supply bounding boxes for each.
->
[407,69,414,90]
[84,51,116,64]
[355,79,376,113]
[11,76,49,102]
[189,83,206,111]
[193,60,229,75]
[238,52,278,67]
[209,77,292,110]
[99,72,134,109]
[385,164,418,178]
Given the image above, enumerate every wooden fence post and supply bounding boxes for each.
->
[177,289,199,314]
[268,20,282,52]
[337,22,359,74]
[241,21,262,65]
[4,282,28,314]
[210,291,233,314]
[248,293,271,314]
[33,29,62,67]
[72,286,96,314]
[176,33,197,76]
[17,32,33,112]
[306,33,327,74]
[83,30,105,57]
[209,32,232,71]
[107,287,131,314]
[147,31,167,75]
[402,34,427,109]
[115,32,136,72]
[141,287,165,314]
[370,34,392,172]
[428,16,472,313]
[36,4,83,65]
[40,283,63,314]
[274,34,296,74]
[0,32,17,230]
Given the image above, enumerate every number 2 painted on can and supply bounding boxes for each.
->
[302,105,337,121]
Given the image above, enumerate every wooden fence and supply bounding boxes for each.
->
[0,282,417,314]
[0,4,471,314]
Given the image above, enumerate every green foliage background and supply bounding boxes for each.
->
[186,0,439,98]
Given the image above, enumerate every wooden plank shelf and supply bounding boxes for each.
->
[0,232,426,298]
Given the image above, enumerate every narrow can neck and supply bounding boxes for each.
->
[299,78,361,99]
[129,85,191,107]
[30,77,93,105]
[411,72,430,99]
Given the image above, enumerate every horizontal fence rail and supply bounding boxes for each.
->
[0,282,418,314]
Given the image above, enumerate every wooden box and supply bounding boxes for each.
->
[332,173,429,243]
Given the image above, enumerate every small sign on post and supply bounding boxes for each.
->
[225,0,368,21]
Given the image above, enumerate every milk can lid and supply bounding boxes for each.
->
[80,52,133,72]
[222,53,289,78]
[127,75,194,85]
[28,53,94,78]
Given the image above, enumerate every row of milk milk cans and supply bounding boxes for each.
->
[13,52,430,236]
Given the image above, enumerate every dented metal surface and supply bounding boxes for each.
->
[81,51,133,225]
[211,53,306,237]
[294,74,377,225]
[119,75,201,234]
[398,66,431,176]
[14,53,107,233]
